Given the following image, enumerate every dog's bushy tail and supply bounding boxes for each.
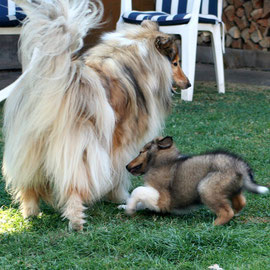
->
[17,0,103,68]
[3,0,115,205]
[243,167,269,194]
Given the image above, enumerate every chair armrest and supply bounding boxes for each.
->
[120,0,132,15]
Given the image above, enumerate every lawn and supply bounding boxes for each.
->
[0,82,269,269]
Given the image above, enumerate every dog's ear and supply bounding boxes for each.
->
[141,20,159,31]
[155,36,175,61]
[157,136,173,149]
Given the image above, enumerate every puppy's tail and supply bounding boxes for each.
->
[243,168,269,194]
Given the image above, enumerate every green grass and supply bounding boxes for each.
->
[0,82,269,269]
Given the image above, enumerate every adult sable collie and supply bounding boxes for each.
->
[123,137,269,225]
[2,0,190,230]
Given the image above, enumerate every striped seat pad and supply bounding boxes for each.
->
[123,11,191,26]
[123,11,219,26]
[0,0,26,27]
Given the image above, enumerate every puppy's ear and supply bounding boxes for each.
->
[141,20,159,31]
[155,36,175,60]
[157,136,173,149]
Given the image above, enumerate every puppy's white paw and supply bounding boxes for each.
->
[117,205,136,215]
[117,204,127,210]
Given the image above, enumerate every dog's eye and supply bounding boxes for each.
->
[173,62,177,66]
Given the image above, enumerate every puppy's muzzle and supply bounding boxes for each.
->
[126,164,142,175]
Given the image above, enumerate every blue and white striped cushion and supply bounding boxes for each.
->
[156,0,218,16]
[0,0,26,27]
[156,0,190,14]
[122,11,219,26]
[199,0,218,23]
[122,0,219,26]
[123,11,191,26]
[200,0,218,17]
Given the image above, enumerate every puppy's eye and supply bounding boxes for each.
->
[173,62,177,66]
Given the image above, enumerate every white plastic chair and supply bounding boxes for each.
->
[0,0,26,102]
[117,0,225,101]
[0,0,24,35]
[0,47,39,103]
[0,26,20,35]
[198,0,225,97]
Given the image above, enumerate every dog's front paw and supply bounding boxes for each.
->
[68,221,84,231]
[125,207,136,216]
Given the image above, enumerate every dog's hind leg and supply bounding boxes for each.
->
[61,191,86,231]
[213,204,235,225]
[123,186,160,215]
[232,193,246,214]
[20,188,40,218]
[198,172,235,225]
[201,193,234,225]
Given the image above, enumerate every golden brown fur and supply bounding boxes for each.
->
[2,0,190,230]
[123,137,269,225]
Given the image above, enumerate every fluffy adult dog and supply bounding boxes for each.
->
[2,0,190,230]
[123,136,269,225]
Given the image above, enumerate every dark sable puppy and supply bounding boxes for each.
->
[121,137,269,225]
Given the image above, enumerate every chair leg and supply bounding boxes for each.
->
[181,32,198,101]
[211,26,225,94]
[116,19,124,31]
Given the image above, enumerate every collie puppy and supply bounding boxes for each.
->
[2,0,190,230]
[123,137,269,225]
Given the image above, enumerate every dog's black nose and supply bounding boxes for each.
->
[187,81,191,88]
[126,165,130,171]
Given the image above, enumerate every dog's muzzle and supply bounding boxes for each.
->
[126,164,142,175]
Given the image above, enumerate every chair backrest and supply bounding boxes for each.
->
[200,0,218,17]
[156,0,219,17]
[156,0,192,15]
[0,0,25,27]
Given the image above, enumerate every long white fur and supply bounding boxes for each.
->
[3,0,173,229]
[3,0,114,207]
